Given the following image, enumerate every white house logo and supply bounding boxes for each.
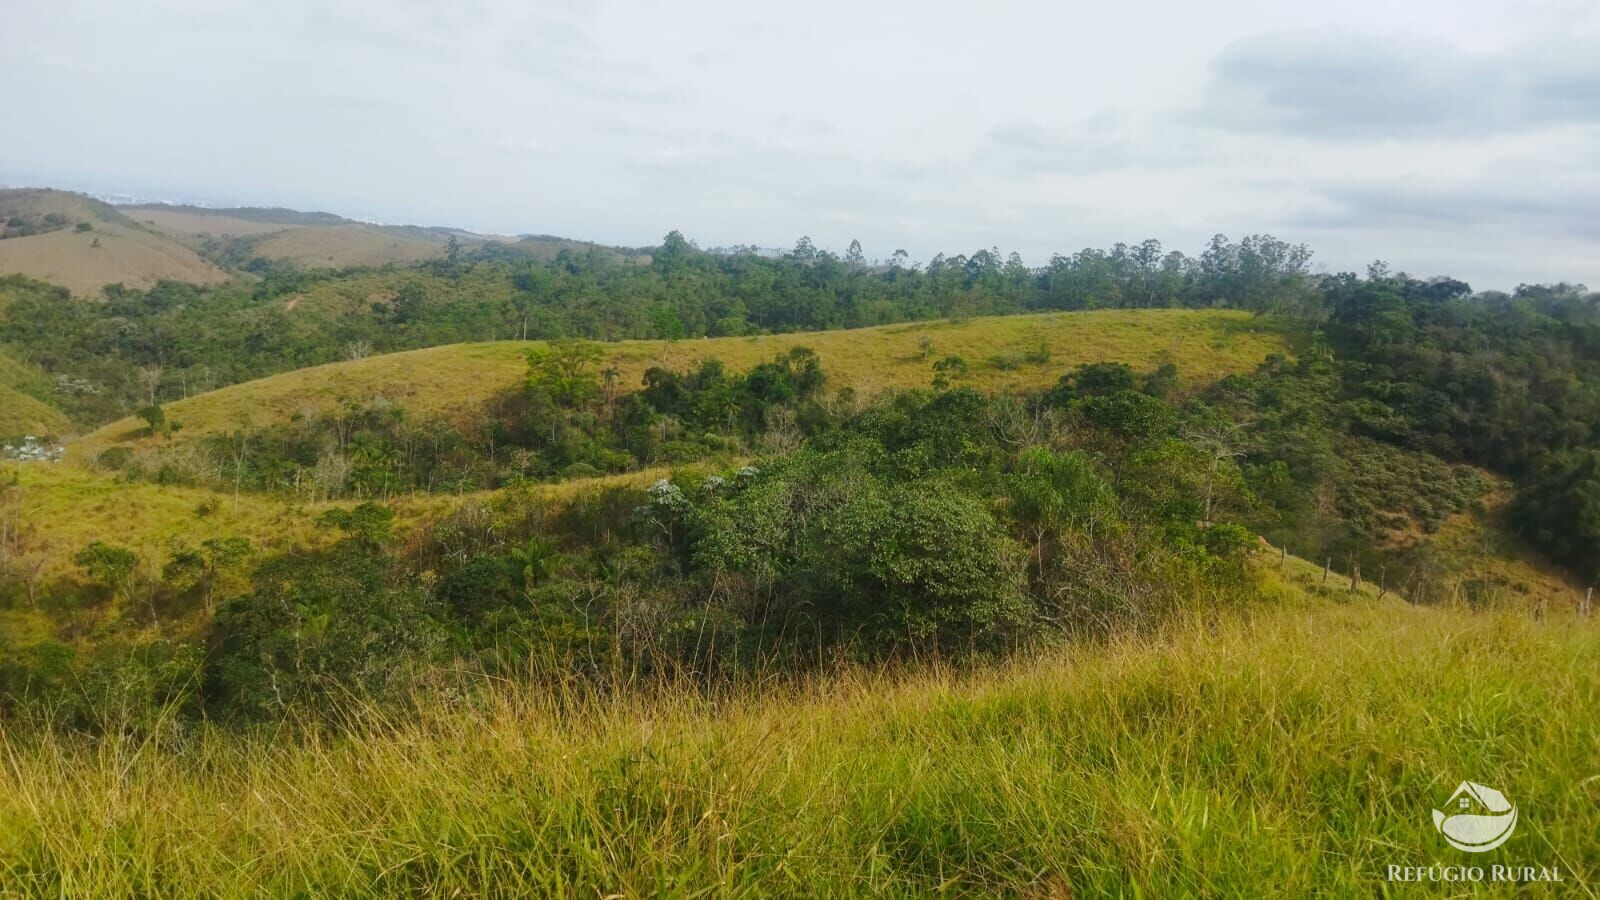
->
[1432,781,1517,852]
[1387,779,1562,883]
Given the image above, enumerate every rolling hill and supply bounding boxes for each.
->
[0,189,642,296]
[131,203,640,269]
[0,190,231,295]
[129,204,483,268]
[76,308,1294,454]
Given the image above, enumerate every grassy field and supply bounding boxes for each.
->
[246,224,457,268]
[78,308,1294,454]
[0,352,69,438]
[0,224,230,296]
[132,205,623,269]
[127,207,308,240]
[0,567,1593,896]
[134,206,466,267]
[3,460,679,584]
[0,386,67,439]
[0,461,682,678]
[0,191,230,296]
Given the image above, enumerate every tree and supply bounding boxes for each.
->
[932,355,968,390]
[163,537,253,613]
[1006,447,1118,567]
[526,341,603,409]
[654,230,694,274]
[137,365,163,406]
[138,404,165,435]
[317,502,396,550]
[506,536,559,592]
[74,541,138,604]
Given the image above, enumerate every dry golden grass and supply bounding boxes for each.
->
[79,309,1293,454]
[247,224,453,268]
[0,224,230,296]
[1425,484,1586,608]
[135,207,490,269]
[130,207,291,240]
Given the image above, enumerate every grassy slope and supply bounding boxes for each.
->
[1424,484,1587,606]
[0,191,231,296]
[0,386,67,439]
[134,205,464,267]
[132,205,626,269]
[1,573,1594,895]
[126,207,292,240]
[0,461,680,667]
[78,308,1293,453]
[0,190,125,229]
[245,225,458,267]
[4,461,676,583]
[0,353,69,438]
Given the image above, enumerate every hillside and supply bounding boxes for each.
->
[0,352,69,438]
[3,587,1594,895]
[130,203,635,270]
[130,204,477,268]
[0,190,231,295]
[77,308,1292,453]
[1,190,638,295]
[0,386,67,438]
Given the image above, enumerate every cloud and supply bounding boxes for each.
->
[981,111,1213,174]
[1298,181,1600,241]
[1198,29,1600,138]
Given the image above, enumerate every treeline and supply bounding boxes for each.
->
[0,231,1315,429]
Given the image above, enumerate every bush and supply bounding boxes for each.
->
[210,547,446,718]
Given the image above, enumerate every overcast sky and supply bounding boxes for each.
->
[4,0,1598,290]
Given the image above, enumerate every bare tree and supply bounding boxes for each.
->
[1182,417,1255,524]
[137,365,164,406]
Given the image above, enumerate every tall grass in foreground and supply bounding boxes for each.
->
[1,595,1596,897]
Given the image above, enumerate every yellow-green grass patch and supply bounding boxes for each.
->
[0,591,1593,895]
[78,308,1293,455]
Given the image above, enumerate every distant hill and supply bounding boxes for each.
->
[0,188,643,293]
[0,189,231,296]
[130,202,639,270]
[129,204,468,268]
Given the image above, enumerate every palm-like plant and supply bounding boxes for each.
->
[506,536,558,592]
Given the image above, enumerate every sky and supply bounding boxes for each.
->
[4,0,1599,290]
